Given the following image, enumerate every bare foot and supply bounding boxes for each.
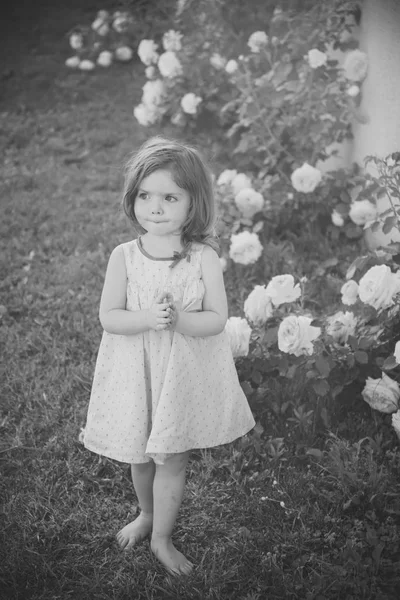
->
[116,512,153,550]
[151,536,193,575]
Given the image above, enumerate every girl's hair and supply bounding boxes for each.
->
[122,136,219,256]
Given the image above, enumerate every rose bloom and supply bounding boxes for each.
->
[97,23,110,36]
[341,280,359,305]
[69,33,83,50]
[229,231,263,265]
[231,173,252,195]
[113,15,130,33]
[358,265,400,312]
[65,56,80,68]
[331,209,345,227]
[97,51,113,67]
[79,59,95,71]
[266,274,301,307]
[392,409,400,440]
[291,163,322,193]
[145,66,156,79]
[142,79,166,107]
[244,285,274,326]
[362,373,400,413]
[247,31,269,53]
[158,51,182,78]
[326,311,357,344]
[234,188,264,218]
[348,200,377,227]
[224,317,252,358]
[210,53,226,69]
[347,84,360,97]
[180,92,202,115]
[394,340,400,364]
[162,29,183,52]
[225,59,238,74]
[343,49,368,82]
[133,103,160,126]
[278,315,321,357]
[115,46,133,61]
[217,169,238,186]
[97,10,109,20]
[137,39,159,66]
[92,16,106,32]
[307,48,327,69]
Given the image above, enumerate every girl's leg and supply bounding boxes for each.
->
[117,460,155,550]
[150,451,193,575]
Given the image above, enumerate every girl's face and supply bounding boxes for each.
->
[134,169,191,238]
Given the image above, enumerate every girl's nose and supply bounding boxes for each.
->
[151,198,163,214]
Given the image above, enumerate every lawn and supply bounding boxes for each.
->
[1,1,400,599]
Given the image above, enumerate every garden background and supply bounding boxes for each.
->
[1,0,400,599]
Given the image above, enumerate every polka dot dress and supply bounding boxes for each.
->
[84,238,255,464]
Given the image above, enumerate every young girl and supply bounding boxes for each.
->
[83,136,255,576]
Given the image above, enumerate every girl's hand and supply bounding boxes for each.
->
[146,291,173,331]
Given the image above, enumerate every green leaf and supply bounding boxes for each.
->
[382,355,398,370]
[347,335,359,351]
[382,215,397,235]
[315,355,331,377]
[354,350,369,364]
[306,448,324,460]
[358,336,372,350]
[262,326,278,347]
[312,379,330,397]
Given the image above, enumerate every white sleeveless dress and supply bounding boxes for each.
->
[83,238,255,464]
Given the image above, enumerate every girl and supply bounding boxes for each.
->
[83,136,255,576]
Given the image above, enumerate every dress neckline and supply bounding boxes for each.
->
[137,236,177,261]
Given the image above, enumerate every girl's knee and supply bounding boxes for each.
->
[160,451,190,474]
[131,460,154,474]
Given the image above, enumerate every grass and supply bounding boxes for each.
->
[1,1,400,598]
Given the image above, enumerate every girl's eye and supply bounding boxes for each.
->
[138,192,148,200]
[165,195,178,202]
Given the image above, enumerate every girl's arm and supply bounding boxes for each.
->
[173,246,228,337]
[99,245,170,335]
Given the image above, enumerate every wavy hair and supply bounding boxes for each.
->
[122,136,219,257]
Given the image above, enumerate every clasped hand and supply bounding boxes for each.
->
[146,291,178,332]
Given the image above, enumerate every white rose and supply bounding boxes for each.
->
[142,79,166,107]
[244,285,274,326]
[145,66,156,78]
[347,84,360,97]
[331,209,345,227]
[225,317,252,358]
[133,103,160,126]
[348,200,377,227]
[358,265,400,312]
[162,29,183,52]
[79,59,95,71]
[343,49,368,82]
[225,59,238,74]
[265,274,301,307]
[231,173,252,195]
[217,169,238,186]
[392,409,400,440]
[69,33,83,50]
[291,163,322,193]
[394,341,400,364]
[210,53,226,69]
[92,17,106,32]
[137,39,159,66]
[65,56,80,68]
[326,311,357,344]
[115,46,133,61]
[158,51,182,78]
[307,48,328,69]
[97,51,113,67]
[362,374,400,413]
[97,23,110,36]
[278,315,321,357]
[229,231,263,265]
[234,188,264,218]
[180,92,202,115]
[341,280,359,305]
[113,15,129,33]
[247,31,269,53]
